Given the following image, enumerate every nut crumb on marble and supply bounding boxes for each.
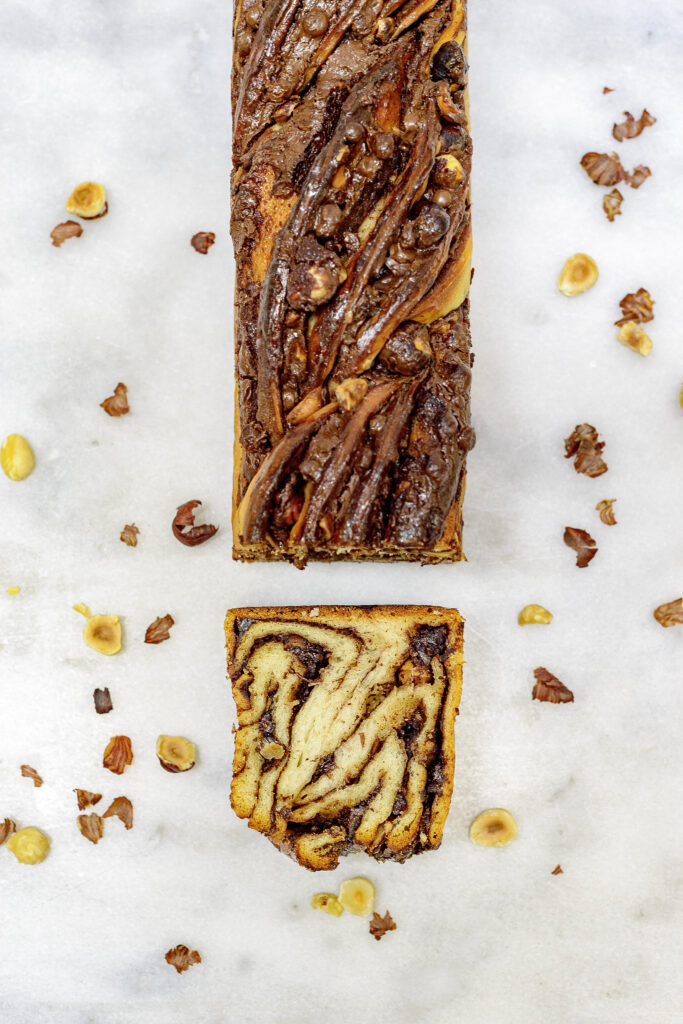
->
[93,687,113,714]
[603,188,623,221]
[6,826,50,863]
[616,321,652,357]
[533,667,574,704]
[615,288,654,327]
[50,220,83,247]
[469,808,517,847]
[120,523,140,547]
[100,382,129,417]
[564,423,608,478]
[1,433,35,481]
[603,86,614,94]
[580,151,626,186]
[103,796,133,829]
[77,812,103,844]
[551,864,563,875]
[65,181,108,219]
[612,110,656,143]
[564,526,598,568]
[0,818,17,845]
[190,231,215,253]
[20,765,43,788]
[517,604,553,626]
[165,945,202,974]
[74,789,102,811]
[145,614,175,644]
[172,500,218,547]
[653,598,683,628]
[558,253,598,296]
[156,735,196,772]
[369,910,397,941]
[596,499,617,526]
[103,735,133,775]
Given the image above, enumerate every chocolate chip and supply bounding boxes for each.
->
[431,41,468,85]
[433,188,453,207]
[344,121,365,143]
[414,204,450,248]
[315,203,344,238]
[245,6,261,28]
[302,8,329,36]
[378,323,432,375]
[370,133,395,160]
[357,155,383,178]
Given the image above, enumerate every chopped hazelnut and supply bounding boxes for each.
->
[533,666,574,703]
[564,423,608,478]
[603,188,623,221]
[613,110,656,142]
[469,808,517,847]
[120,523,140,547]
[165,945,202,974]
[564,526,598,568]
[580,152,626,186]
[615,288,654,326]
[628,165,651,189]
[77,812,103,844]
[551,864,563,875]
[617,321,652,357]
[172,500,218,547]
[558,254,599,296]
[369,910,397,940]
[338,877,375,917]
[0,818,16,845]
[50,220,83,246]
[334,377,369,411]
[6,586,20,595]
[1,434,35,481]
[156,735,196,772]
[100,382,129,417]
[260,740,285,760]
[74,789,102,811]
[82,614,122,656]
[311,892,343,917]
[65,182,107,219]
[145,614,175,644]
[190,232,215,254]
[517,604,553,626]
[653,598,683,628]
[6,826,50,864]
[20,765,43,788]
[103,735,133,775]
[596,498,617,525]
[93,686,113,714]
[103,796,134,829]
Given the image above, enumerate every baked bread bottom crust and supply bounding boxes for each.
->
[226,605,464,870]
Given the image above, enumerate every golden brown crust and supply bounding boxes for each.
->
[226,605,464,870]
[231,0,474,567]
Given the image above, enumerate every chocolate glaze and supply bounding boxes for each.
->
[232,0,474,565]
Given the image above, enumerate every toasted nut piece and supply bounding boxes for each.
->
[6,586,20,595]
[338,877,375,917]
[156,735,196,772]
[6,826,50,864]
[1,434,35,481]
[260,740,285,760]
[77,812,103,844]
[65,181,107,219]
[617,321,652,356]
[518,604,553,625]
[469,808,517,847]
[334,378,369,412]
[558,254,598,296]
[103,735,133,775]
[73,602,91,618]
[311,893,343,917]
[0,818,17,845]
[83,614,122,656]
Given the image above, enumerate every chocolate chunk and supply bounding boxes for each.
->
[431,41,468,85]
[315,202,344,238]
[379,323,432,375]
[410,625,448,665]
[369,133,395,160]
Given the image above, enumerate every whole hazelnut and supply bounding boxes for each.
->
[245,6,261,28]
[315,203,344,237]
[378,323,432,375]
[370,133,395,160]
[302,8,329,36]
[413,203,450,248]
[344,121,365,143]
[357,155,382,178]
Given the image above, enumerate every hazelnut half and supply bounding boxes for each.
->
[156,734,197,772]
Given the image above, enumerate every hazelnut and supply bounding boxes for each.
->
[287,239,345,311]
[6,826,50,864]
[379,323,431,375]
[156,734,197,772]
[244,6,261,28]
[338,877,375,917]
[235,30,253,54]
[357,155,383,178]
[302,8,329,36]
[370,133,395,160]
[315,202,344,238]
[6,586,20,595]
[518,604,553,625]
[432,188,453,207]
[311,892,343,917]
[82,614,122,656]
[344,121,365,144]
[65,181,107,219]
[617,321,652,357]
[1,434,35,481]
[430,41,468,85]
[332,165,351,189]
[469,808,517,847]
[334,377,369,411]
[433,153,464,188]
[414,204,450,248]
[558,253,599,296]
[375,16,394,42]
[260,740,285,760]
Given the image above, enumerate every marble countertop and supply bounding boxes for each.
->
[1,1,682,1022]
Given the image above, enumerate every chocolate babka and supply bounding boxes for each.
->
[231,0,474,566]
[226,606,464,869]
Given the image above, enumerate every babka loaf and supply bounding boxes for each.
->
[226,605,464,869]
[231,0,474,566]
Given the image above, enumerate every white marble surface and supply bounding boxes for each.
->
[1,1,682,1021]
